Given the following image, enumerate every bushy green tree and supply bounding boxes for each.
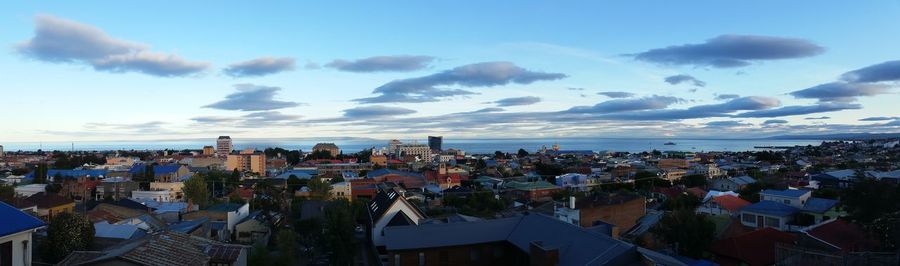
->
[652,209,715,258]
[42,212,95,263]
[183,176,209,207]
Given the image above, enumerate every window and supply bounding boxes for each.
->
[766,217,780,228]
[742,213,755,223]
[1,241,11,266]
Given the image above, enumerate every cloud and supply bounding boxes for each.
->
[474,107,505,113]
[631,34,823,68]
[841,60,900,83]
[715,94,740,100]
[190,116,239,124]
[493,96,541,107]
[664,74,706,87]
[223,57,295,77]
[203,84,301,111]
[704,120,752,127]
[17,14,208,77]
[763,119,788,125]
[354,61,566,103]
[805,116,831,120]
[597,91,635,98]
[567,95,684,114]
[790,82,891,102]
[859,116,898,121]
[735,102,860,118]
[568,87,585,91]
[595,96,781,120]
[242,111,302,122]
[325,55,435,72]
[342,105,417,119]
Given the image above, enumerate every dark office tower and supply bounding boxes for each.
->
[428,136,443,152]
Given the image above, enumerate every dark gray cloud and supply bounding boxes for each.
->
[631,34,823,68]
[594,96,781,120]
[664,74,706,87]
[493,96,541,107]
[597,91,635,98]
[805,116,831,120]
[841,60,900,83]
[342,105,417,118]
[704,120,752,127]
[16,15,208,77]
[567,95,684,114]
[474,107,505,113]
[859,116,898,121]
[763,119,788,125]
[224,57,295,77]
[203,84,301,111]
[354,61,566,103]
[735,102,860,118]
[790,82,891,102]
[715,94,740,100]
[326,55,434,72]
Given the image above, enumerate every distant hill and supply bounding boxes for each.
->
[768,133,900,140]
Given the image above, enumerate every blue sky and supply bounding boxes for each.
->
[1,1,899,142]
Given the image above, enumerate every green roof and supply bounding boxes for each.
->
[505,181,558,190]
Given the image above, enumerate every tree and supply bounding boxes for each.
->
[0,185,14,204]
[517,148,529,158]
[676,174,707,188]
[42,212,94,263]
[276,230,296,266]
[324,199,357,266]
[248,243,271,266]
[183,176,209,208]
[33,163,49,184]
[307,178,332,200]
[652,209,715,258]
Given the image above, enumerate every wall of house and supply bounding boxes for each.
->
[0,230,34,266]
[388,242,523,266]
[740,211,788,230]
[41,202,75,221]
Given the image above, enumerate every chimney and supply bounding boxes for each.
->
[569,196,576,209]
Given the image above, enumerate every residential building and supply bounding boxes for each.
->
[129,164,190,182]
[696,194,751,216]
[312,142,341,156]
[226,149,266,175]
[26,192,76,221]
[367,189,427,251]
[554,173,598,191]
[710,175,757,191]
[331,181,352,200]
[382,213,685,266]
[660,168,687,182]
[694,163,724,178]
[97,177,139,201]
[317,163,371,177]
[503,181,560,202]
[0,201,45,266]
[235,210,272,245]
[428,136,442,151]
[216,136,233,157]
[394,142,432,160]
[13,184,46,197]
[555,193,646,234]
[203,145,216,156]
[739,200,799,231]
[182,203,250,241]
[131,190,174,202]
[369,154,388,167]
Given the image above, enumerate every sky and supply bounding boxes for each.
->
[1,1,899,142]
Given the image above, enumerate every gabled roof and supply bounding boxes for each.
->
[0,201,45,237]
[26,192,74,209]
[709,228,797,266]
[368,189,425,224]
[803,219,876,252]
[385,213,653,266]
[741,200,798,217]
[711,195,751,212]
[729,175,757,185]
[824,169,856,180]
[761,189,810,198]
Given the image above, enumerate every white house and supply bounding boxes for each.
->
[0,202,46,266]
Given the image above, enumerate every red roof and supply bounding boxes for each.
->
[806,219,877,252]
[236,188,254,199]
[710,227,797,266]
[654,187,683,198]
[712,195,752,212]
[685,187,707,199]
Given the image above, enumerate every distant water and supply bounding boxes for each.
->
[1,138,824,154]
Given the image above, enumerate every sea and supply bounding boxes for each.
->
[0,138,825,154]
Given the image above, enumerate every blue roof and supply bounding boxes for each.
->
[761,189,810,198]
[26,169,108,179]
[275,170,313,179]
[128,164,182,176]
[0,201,46,237]
[367,168,423,178]
[206,203,244,212]
[741,200,798,217]
[169,217,208,233]
[802,197,839,213]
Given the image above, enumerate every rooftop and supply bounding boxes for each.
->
[741,200,799,217]
[760,189,810,198]
[0,201,46,237]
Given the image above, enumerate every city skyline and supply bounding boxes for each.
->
[2,1,900,142]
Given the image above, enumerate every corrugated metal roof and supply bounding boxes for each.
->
[0,201,45,237]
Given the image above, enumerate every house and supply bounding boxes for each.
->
[796,219,877,253]
[710,175,757,191]
[58,231,248,266]
[709,228,798,266]
[696,194,751,217]
[367,188,427,253]
[761,189,842,224]
[13,184,45,197]
[234,210,272,245]
[182,203,250,242]
[739,200,799,231]
[554,193,646,234]
[0,201,46,266]
[25,192,75,221]
[129,164,191,182]
[96,177,139,201]
[382,213,685,266]
[330,181,352,200]
[554,173,598,191]
[811,169,857,189]
[503,181,560,202]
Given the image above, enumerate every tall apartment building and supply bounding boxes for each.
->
[428,136,442,152]
[226,148,266,175]
[395,142,432,160]
[216,136,233,156]
[202,146,216,156]
[388,139,402,154]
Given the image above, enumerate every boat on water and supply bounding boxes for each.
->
[664,142,676,145]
